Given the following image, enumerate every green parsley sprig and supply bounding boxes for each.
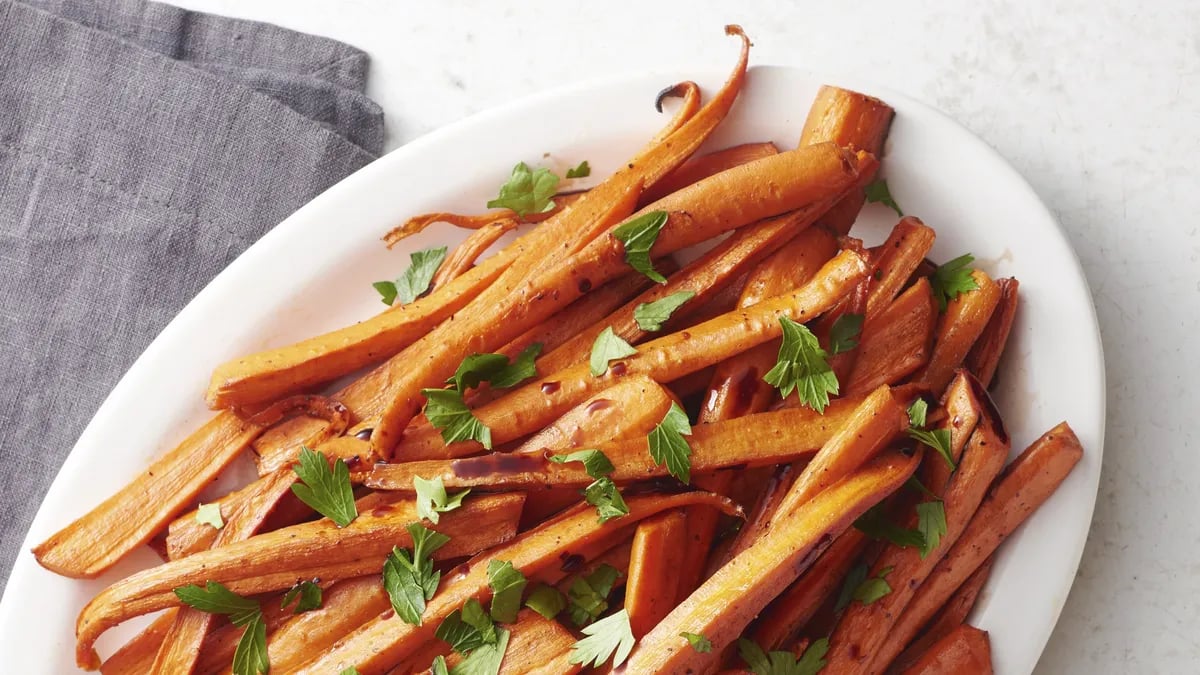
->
[764,317,839,413]
[291,446,358,527]
[174,581,269,675]
[374,245,448,306]
[647,403,693,484]
[382,523,450,625]
[930,254,980,311]
[569,608,636,668]
[633,291,695,332]
[612,211,670,283]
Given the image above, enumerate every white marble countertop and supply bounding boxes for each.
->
[175,1,1200,672]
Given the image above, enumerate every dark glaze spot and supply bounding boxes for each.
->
[729,367,760,415]
[578,278,593,293]
[560,552,585,573]
[541,381,561,395]
[451,453,543,479]
[610,362,628,376]
[586,399,612,414]
[966,371,1009,443]
[380,608,395,620]
[343,455,362,470]
[354,427,374,440]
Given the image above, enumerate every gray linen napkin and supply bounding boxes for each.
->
[0,0,386,591]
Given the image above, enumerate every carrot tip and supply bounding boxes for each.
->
[655,81,699,113]
[724,23,752,46]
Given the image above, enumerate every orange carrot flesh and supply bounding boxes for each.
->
[640,141,779,204]
[34,413,258,579]
[368,398,865,492]
[868,422,1083,674]
[863,218,936,322]
[439,609,582,675]
[431,217,520,288]
[890,558,994,674]
[622,452,919,673]
[73,494,523,669]
[100,611,175,675]
[898,624,993,675]
[799,85,895,155]
[913,270,1002,393]
[919,372,985,497]
[513,375,675,455]
[964,277,1019,388]
[845,277,936,396]
[748,528,869,650]
[264,576,387,673]
[823,409,1010,674]
[395,247,867,460]
[288,492,741,674]
[625,510,688,637]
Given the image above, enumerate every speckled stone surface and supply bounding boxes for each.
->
[174,1,1200,671]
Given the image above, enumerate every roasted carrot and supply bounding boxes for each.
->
[149,468,298,674]
[395,248,867,459]
[74,494,524,669]
[430,217,519,289]
[640,141,779,204]
[799,85,894,155]
[748,529,868,650]
[537,204,831,373]
[370,139,863,457]
[289,493,741,674]
[264,576,387,673]
[890,558,994,673]
[822,405,1009,674]
[919,372,985,498]
[496,271,659,360]
[625,510,688,637]
[912,270,1001,393]
[510,375,675,456]
[863,218,936,322]
[845,278,936,396]
[34,413,259,579]
[100,611,175,675]
[868,422,1082,674]
[964,277,1019,388]
[898,624,993,675]
[368,398,866,492]
[552,536,636,593]
[621,452,919,673]
[647,80,703,144]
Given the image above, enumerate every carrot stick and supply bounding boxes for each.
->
[845,277,936,396]
[625,509,688,637]
[720,385,906,564]
[288,492,741,674]
[149,468,297,674]
[264,576,387,673]
[639,141,779,204]
[73,493,524,669]
[912,270,1002,393]
[964,277,1019,388]
[919,372,985,497]
[621,452,919,673]
[863,218,936,322]
[100,611,175,675]
[369,398,865,492]
[867,422,1083,674]
[822,405,1010,674]
[370,139,863,458]
[395,247,867,460]
[511,375,675,455]
[537,205,828,374]
[552,536,636,593]
[382,190,590,248]
[430,217,520,289]
[748,528,868,650]
[898,624,993,675]
[648,80,704,144]
[799,85,894,155]
[496,271,659,360]
[33,413,259,579]
[207,241,516,410]
[890,558,994,673]
[441,609,582,675]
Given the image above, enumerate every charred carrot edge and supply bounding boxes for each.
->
[646,80,703,145]
[823,388,1009,673]
[33,413,258,579]
[964,278,1019,388]
[748,529,868,650]
[912,270,1002,393]
[845,277,937,396]
[863,218,937,321]
[288,492,741,673]
[622,452,919,673]
[149,468,297,673]
[639,141,779,205]
[868,422,1082,674]
[898,624,993,675]
[431,217,520,289]
[395,247,868,459]
[890,557,994,674]
[625,510,689,638]
[73,494,524,669]
[369,139,862,458]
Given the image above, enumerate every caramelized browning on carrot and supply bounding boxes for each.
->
[913,270,1002,393]
[964,277,1019,388]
